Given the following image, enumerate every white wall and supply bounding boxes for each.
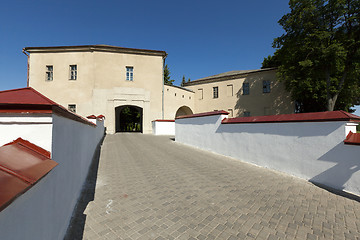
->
[176,114,360,196]
[0,114,105,240]
[152,120,175,135]
[0,115,53,151]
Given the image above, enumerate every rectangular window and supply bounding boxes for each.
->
[126,66,134,81]
[68,104,76,113]
[198,88,203,100]
[46,65,53,81]
[243,82,249,95]
[263,80,271,93]
[244,111,250,117]
[69,65,77,80]
[213,86,218,99]
[228,109,233,117]
[227,84,233,97]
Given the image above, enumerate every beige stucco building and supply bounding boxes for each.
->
[184,69,294,117]
[24,44,293,134]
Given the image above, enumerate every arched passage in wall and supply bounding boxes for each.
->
[175,106,193,118]
[115,105,143,133]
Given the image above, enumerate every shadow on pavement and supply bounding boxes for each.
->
[63,136,104,240]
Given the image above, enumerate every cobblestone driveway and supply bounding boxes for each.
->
[72,134,360,240]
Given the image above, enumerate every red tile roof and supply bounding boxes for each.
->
[0,138,58,211]
[222,111,360,124]
[176,110,229,120]
[344,132,360,145]
[0,87,96,126]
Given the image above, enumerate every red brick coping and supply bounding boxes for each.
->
[344,132,360,145]
[222,111,360,124]
[176,110,229,120]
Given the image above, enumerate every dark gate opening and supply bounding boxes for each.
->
[115,105,143,133]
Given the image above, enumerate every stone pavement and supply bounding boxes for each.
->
[68,134,360,240]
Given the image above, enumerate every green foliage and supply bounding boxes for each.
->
[164,64,174,85]
[181,75,186,87]
[264,0,360,112]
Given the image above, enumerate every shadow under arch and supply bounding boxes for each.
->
[115,105,143,133]
[175,106,193,118]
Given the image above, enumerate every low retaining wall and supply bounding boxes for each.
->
[152,119,175,135]
[175,111,360,196]
[0,113,105,240]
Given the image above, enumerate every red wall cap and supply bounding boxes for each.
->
[222,111,360,124]
[87,115,97,119]
[176,110,229,120]
[152,119,175,122]
[0,138,58,211]
[97,114,105,119]
[344,131,360,146]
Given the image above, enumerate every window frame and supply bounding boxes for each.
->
[213,86,219,99]
[46,65,53,81]
[69,65,77,80]
[263,80,271,93]
[68,104,76,113]
[126,66,134,81]
[243,82,250,95]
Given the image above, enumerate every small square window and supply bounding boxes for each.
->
[227,84,233,97]
[228,109,233,117]
[46,65,53,81]
[68,104,76,113]
[213,86,219,99]
[198,89,203,100]
[263,80,271,93]
[126,66,134,81]
[69,65,77,80]
[244,111,250,117]
[243,82,249,95]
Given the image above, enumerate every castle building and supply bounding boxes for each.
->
[24,44,293,134]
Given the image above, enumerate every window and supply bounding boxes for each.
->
[68,104,76,113]
[213,86,219,98]
[198,89,203,100]
[228,109,233,117]
[46,65,53,81]
[227,84,233,97]
[244,111,250,117]
[243,82,249,95]
[69,65,77,80]
[263,80,271,93]
[126,66,133,81]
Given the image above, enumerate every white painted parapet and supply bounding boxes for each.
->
[152,119,175,135]
[176,110,360,196]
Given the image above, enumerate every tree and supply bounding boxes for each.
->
[263,0,360,112]
[188,78,191,83]
[181,75,186,87]
[164,64,174,85]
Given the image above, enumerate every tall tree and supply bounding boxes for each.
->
[164,64,174,85]
[181,75,186,87]
[263,0,360,112]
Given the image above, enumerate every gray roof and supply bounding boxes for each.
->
[184,68,277,86]
[24,44,167,57]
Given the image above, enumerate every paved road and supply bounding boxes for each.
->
[74,134,360,240]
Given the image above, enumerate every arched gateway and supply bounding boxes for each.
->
[175,106,193,118]
[115,105,143,133]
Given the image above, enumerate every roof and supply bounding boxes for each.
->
[23,44,167,58]
[222,110,360,124]
[0,138,58,211]
[344,132,360,145]
[176,110,229,120]
[164,84,194,93]
[184,68,277,86]
[0,87,96,126]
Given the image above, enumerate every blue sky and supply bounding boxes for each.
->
[0,0,359,114]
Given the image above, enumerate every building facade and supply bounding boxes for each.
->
[184,69,294,117]
[25,45,293,134]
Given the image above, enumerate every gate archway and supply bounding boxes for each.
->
[175,106,193,118]
[115,105,143,133]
